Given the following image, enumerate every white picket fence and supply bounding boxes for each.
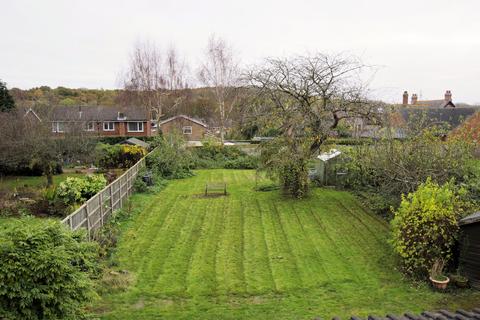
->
[61,152,152,239]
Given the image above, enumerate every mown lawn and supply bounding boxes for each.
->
[94,169,480,319]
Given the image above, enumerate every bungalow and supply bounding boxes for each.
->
[27,105,156,137]
[159,115,208,141]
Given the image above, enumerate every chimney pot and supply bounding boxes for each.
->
[411,94,418,105]
[403,91,409,105]
[445,90,452,102]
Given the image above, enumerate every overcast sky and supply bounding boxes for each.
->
[1,0,480,104]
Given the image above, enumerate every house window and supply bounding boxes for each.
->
[117,112,126,120]
[52,122,65,133]
[85,122,95,131]
[127,122,144,132]
[182,126,192,135]
[103,122,115,131]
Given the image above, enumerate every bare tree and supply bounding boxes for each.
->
[0,107,94,186]
[122,41,187,131]
[198,35,241,142]
[246,53,381,197]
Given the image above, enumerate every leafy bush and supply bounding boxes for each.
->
[56,174,107,205]
[133,175,149,193]
[147,134,194,179]
[192,139,258,169]
[342,130,477,215]
[0,218,99,319]
[224,156,258,169]
[391,178,466,278]
[95,143,147,169]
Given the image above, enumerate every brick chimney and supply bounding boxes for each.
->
[445,90,452,102]
[402,91,409,105]
[411,94,418,105]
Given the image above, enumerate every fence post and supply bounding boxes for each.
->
[99,192,104,227]
[110,184,114,212]
[85,205,91,240]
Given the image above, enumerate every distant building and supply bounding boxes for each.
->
[27,105,156,137]
[399,90,478,132]
[159,115,208,141]
[402,90,456,108]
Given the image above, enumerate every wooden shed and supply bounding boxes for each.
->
[458,211,480,289]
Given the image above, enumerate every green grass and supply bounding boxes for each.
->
[94,170,480,319]
[0,173,84,191]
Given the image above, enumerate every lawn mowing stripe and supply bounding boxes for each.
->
[311,198,383,286]
[242,195,276,294]
[152,196,208,297]
[294,204,358,282]
[308,202,371,284]
[270,200,329,288]
[328,191,389,243]
[119,196,180,271]
[186,198,224,297]
[285,201,334,285]
[135,198,191,292]
[215,197,247,296]
[257,198,303,292]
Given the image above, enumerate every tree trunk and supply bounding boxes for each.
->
[46,164,54,187]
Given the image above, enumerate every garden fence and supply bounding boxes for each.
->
[61,150,153,239]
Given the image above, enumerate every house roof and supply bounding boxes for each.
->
[121,137,150,149]
[334,308,480,320]
[48,105,149,122]
[399,107,479,130]
[159,114,208,127]
[413,100,456,108]
[23,107,42,122]
[459,211,480,226]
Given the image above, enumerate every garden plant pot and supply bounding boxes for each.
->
[429,276,450,290]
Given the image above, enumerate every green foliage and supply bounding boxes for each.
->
[95,143,147,169]
[342,130,477,215]
[0,80,15,112]
[192,139,258,169]
[391,178,464,278]
[55,174,106,205]
[133,175,149,193]
[0,218,99,319]
[258,138,309,198]
[147,134,194,179]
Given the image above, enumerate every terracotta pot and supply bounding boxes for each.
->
[430,276,450,290]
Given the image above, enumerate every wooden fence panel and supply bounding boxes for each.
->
[61,150,152,239]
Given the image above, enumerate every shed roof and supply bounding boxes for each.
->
[318,149,341,162]
[459,211,480,226]
[121,137,150,149]
[159,114,208,127]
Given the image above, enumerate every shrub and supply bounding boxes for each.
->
[0,218,99,319]
[342,129,477,215]
[56,175,107,205]
[224,156,258,169]
[391,178,464,278]
[191,139,258,169]
[83,174,107,198]
[147,134,194,179]
[95,143,147,169]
